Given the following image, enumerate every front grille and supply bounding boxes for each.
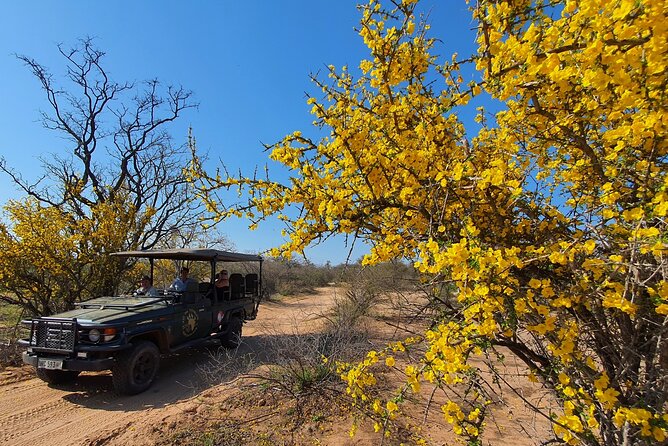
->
[31,319,77,353]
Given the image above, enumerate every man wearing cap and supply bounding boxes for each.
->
[135,275,159,296]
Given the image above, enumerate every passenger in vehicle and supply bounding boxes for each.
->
[169,266,196,292]
[215,270,230,289]
[135,275,159,296]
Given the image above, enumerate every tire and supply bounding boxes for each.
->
[36,368,80,384]
[111,340,160,395]
[221,317,243,349]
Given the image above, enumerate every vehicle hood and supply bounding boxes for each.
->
[44,296,173,325]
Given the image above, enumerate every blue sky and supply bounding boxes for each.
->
[0,1,478,264]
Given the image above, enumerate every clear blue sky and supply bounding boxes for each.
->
[0,1,478,265]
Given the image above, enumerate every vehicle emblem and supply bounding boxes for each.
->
[182,309,198,337]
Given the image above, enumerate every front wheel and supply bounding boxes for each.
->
[220,317,243,349]
[112,340,160,395]
[36,368,80,384]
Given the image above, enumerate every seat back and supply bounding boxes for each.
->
[217,286,231,301]
[181,280,200,304]
[245,273,259,296]
[229,273,245,299]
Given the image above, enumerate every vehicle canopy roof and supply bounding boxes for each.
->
[111,248,262,262]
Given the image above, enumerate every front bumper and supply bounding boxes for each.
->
[23,352,115,371]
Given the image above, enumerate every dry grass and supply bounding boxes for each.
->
[201,287,376,399]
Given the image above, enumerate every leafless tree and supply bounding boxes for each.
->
[1,37,201,250]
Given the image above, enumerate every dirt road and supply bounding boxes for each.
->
[0,289,340,446]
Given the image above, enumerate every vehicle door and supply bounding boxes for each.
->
[172,284,213,344]
[192,286,213,338]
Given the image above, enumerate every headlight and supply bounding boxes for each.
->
[88,329,101,343]
[103,328,117,342]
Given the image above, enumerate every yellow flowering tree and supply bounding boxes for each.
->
[190,0,667,444]
[0,195,151,315]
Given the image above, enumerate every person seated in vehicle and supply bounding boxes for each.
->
[169,266,197,292]
[215,269,231,300]
[135,275,159,296]
[215,269,229,289]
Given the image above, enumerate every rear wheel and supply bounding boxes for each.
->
[36,368,80,384]
[221,317,243,349]
[112,340,160,395]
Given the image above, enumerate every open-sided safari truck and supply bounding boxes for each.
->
[20,248,263,395]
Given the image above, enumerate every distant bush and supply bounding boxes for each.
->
[261,259,336,296]
[333,260,419,294]
[261,258,418,298]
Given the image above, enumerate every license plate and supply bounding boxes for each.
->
[38,358,63,370]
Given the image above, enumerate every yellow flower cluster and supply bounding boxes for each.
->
[613,408,667,442]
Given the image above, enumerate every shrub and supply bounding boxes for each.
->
[261,258,336,296]
[0,302,25,369]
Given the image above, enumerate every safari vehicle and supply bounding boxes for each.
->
[20,248,263,395]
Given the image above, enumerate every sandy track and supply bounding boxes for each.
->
[0,289,341,446]
[0,346,227,446]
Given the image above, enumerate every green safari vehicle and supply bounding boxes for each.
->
[21,248,263,395]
